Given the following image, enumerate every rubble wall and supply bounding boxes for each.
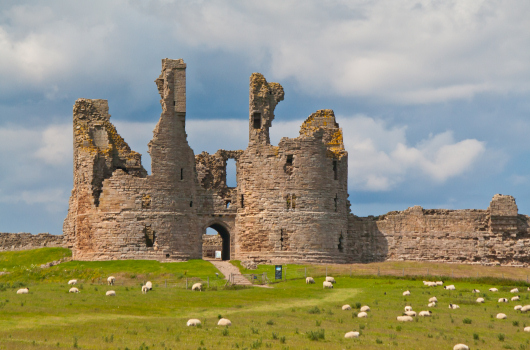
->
[0,233,64,252]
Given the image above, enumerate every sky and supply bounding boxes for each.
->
[0,0,529,235]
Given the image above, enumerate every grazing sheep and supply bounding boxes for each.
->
[16,288,29,294]
[357,311,368,318]
[217,318,232,326]
[511,288,519,293]
[512,295,520,301]
[396,316,413,322]
[145,281,153,290]
[192,283,202,291]
[106,290,116,296]
[476,297,485,303]
[107,276,115,285]
[448,304,460,309]
[429,297,438,303]
[69,287,79,293]
[142,285,148,294]
[423,281,436,287]
[187,319,201,326]
[472,289,480,293]
[428,302,437,307]
[496,313,507,319]
[419,311,432,317]
[323,281,333,289]
[344,331,360,338]
[360,305,370,312]
[403,290,411,296]
[325,276,336,284]
[514,305,522,310]
[68,280,77,285]
[342,304,352,311]
[444,285,456,290]
[521,305,530,312]
[524,326,530,332]
[453,344,469,350]
[422,281,430,285]
[498,298,508,303]
[305,277,315,284]
[404,306,413,312]
[404,311,416,317]
[489,287,498,292]
[435,281,444,286]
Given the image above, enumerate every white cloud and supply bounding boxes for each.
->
[34,124,72,165]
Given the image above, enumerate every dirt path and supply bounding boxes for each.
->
[208,260,253,286]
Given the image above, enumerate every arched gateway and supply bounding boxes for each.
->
[202,223,231,261]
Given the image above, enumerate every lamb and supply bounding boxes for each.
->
[428,297,438,303]
[476,297,485,303]
[344,331,360,338]
[107,276,115,285]
[403,290,411,296]
[453,344,469,350]
[145,281,153,290]
[68,280,77,285]
[448,304,460,309]
[511,295,520,301]
[419,311,432,317]
[16,288,29,294]
[435,281,444,286]
[192,283,202,291]
[396,316,413,322]
[360,306,370,312]
[323,281,333,289]
[496,313,507,319]
[142,285,148,294]
[521,305,530,312]
[305,277,315,284]
[489,287,498,292]
[325,276,336,284]
[428,302,437,307]
[404,306,413,312]
[472,289,480,293]
[69,287,79,293]
[444,285,456,290]
[187,319,201,326]
[342,304,352,311]
[514,305,522,310]
[524,326,530,332]
[498,298,508,303]
[106,290,116,296]
[404,311,416,317]
[217,318,231,326]
[357,311,368,318]
[511,288,519,293]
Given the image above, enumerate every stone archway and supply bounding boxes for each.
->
[203,223,231,261]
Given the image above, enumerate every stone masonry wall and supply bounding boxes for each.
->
[0,233,64,252]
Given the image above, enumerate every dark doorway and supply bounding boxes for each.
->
[203,223,231,261]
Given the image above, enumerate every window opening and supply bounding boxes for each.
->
[334,194,338,212]
[291,194,296,209]
[333,160,338,180]
[180,168,183,180]
[253,112,261,129]
[144,225,155,248]
[280,229,284,251]
[166,253,170,258]
[173,101,176,106]
[226,200,231,209]
[285,194,296,210]
[286,155,293,165]
[226,158,237,187]
[190,201,193,207]
[241,194,244,208]
[338,232,344,252]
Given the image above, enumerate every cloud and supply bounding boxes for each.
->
[34,124,72,165]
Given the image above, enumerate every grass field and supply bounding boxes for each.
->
[2,249,530,349]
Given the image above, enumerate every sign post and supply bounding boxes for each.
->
[275,265,282,280]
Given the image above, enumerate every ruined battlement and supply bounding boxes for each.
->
[0,233,64,252]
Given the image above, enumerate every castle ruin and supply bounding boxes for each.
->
[62,58,530,266]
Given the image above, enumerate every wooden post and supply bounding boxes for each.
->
[186,277,188,290]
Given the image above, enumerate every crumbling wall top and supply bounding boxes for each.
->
[489,194,518,216]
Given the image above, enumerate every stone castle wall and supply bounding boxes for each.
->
[0,233,64,252]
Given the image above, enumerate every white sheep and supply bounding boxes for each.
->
[444,285,456,290]
[419,311,432,317]
[524,326,530,332]
[511,295,520,301]
[429,297,438,303]
[496,313,507,319]
[498,298,508,303]
[344,331,360,338]
[514,305,522,310]
[476,297,485,303]
[436,281,444,286]
[16,288,29,294]
[453,344,469,350]
[403,290,411,296]
[68,280,77,285]
[489,287,498,292]
[404,311,416,317]
[69,287,79,293]
[192,283,202,291]
[107,276,115,285]
[325,276,336,284]
[217,318,231,326]
[323,281,333,289]
[305,277,315,284]
[342,304,352,311]
[472,289,480,293]
[428,302,437,307]
[142,285,148,294]
[521,305,530,312]
[357,311,368,318]
[396,315,413,322]
[448,303,460,309]
[422,281,430,285]
[360,305,370,312]
[106,290,116,296]
[511,288,519,293]
[187,319,201,326]
[404,306,413,312]
[146,281,153,290]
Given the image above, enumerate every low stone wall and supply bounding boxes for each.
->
[0,233,65,252]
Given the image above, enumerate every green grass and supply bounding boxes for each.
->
[0,247,71,270]
[1,249,530,349]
